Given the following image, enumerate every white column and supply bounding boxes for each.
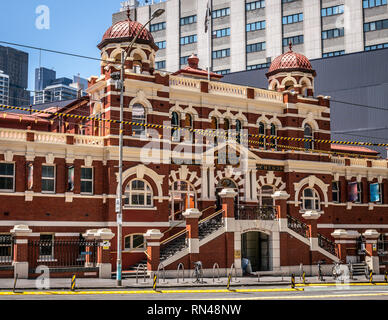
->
[244,169,251,202]
[230,0,246,72]
[251,169,258,201]
[201,166,209,200]
[344,0,364,54]
[266,0,282,61]
[209,166,216,200]
[166,0,180,72]
[303,0,322,59]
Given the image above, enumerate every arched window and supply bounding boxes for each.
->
[304,124,313,150]
[270,124,277,150]
[223,118,230,140]
[170,181,197,220]
[171,111,180,142]
[259,185,274,206]
[259,122,266,149]
[301,188,320,211]
[124,234,145,250]
[124,179,153,207]
[211,117,218,145]
[132,104,146,137]
[236,119,242,144]
[184,114,193,142]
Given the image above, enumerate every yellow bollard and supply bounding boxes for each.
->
[385,271,387,283]
[153,274,157,291]
[291,274,295,289]
[369,270,373,284]
[302,272,306,285]
[70,274,76,291]
[227,273,232,291]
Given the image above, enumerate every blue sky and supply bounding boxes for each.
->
[0,0,122,93]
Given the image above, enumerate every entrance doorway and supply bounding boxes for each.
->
[241,231,270,272]
[215,178,239,213]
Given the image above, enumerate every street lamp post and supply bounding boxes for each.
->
[115,7,165,287]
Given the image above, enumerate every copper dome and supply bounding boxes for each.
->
[97,20,158,51]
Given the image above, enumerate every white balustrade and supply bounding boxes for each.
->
[255,88,284,102]
[74,136,104,147]
[349,158,368,167]
[208,82,247,98]
[331,157,346,166]
[34,132,66,144]
[0,129,26,141]
[169,76,200,91]
[372,160,387,168]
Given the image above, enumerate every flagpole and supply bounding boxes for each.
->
[207,1,211,82]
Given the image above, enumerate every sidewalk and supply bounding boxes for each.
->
[1,275,387,290]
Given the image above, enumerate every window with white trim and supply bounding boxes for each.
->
[259,185,274,206]
[259,122,266,149]
[124,179,153,207]
[332,181,341,203]
[0,234,12,261]
[356,182,363,203]
[41,165,55,193]
[270,124,277,150]
[171,111,180,142]
[81,167,93,194]
[124,234,145,250]
[304,124,314,150]
[301,188,320,211]
[0,163,14,191]
[171,181,197,220]
[132,103,146,137]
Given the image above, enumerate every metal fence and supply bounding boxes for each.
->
[28,239,98,269]
[287,215,310,239]
[318,233,337,257]
[236,205,278,220]
[0,235,13,265]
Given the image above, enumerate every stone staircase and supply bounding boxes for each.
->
[198,214,224,240]
[350,262,369,278]
[160,230,188,262]
[111,259,147,279]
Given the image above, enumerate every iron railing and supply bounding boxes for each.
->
[198,209,224,240]
[287,215,310,239]
[236,205,278,220]
[28,239,98,269]
[159,230,188,261]
[0,235,13,265]
[318,233,337,256]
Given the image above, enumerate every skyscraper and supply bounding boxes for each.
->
[35,67,56,92]
[0,70,9,106]
[0,45,30,106]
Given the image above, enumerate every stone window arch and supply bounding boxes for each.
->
[300,188,320,211]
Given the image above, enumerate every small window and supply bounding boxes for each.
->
[356,182,363,203]
[304,124,314,150]
[236,119,242,144]
[42,165,55,193]
[0,235,12,260]
[301,188,320,211]
[0,163,14,191]
[259,122,266,149]
[124,179,153,207]
[171,111,180,142]
[81,167,93,194]
[270,124,277,150]
[132,104,146,137]
[124,234,145,250]
[332,181,341,203]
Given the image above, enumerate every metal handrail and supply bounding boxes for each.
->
[160,229,188,246]
[136,264,147,284]
[199,209,224,225]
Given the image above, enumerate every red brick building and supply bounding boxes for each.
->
[0,17,387,279]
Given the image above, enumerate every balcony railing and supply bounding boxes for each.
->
[236,205,278,220]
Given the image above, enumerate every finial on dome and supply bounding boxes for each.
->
[289,40,293,52]
[126,6,132,21]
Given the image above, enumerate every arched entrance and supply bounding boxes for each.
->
[241,231,270,272]
[215,178,239,213]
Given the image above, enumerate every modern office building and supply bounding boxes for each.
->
[222,47,388,157]
[0,45,30,106]
[115,0,388,74]
[35,67,56,92]
[33,76,88,105]
[0,70,10,106]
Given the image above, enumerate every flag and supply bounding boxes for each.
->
[205,1,211,33]
[348,182,358,202]
[370,183,380,202]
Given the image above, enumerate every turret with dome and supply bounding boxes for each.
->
[266,42,316,97]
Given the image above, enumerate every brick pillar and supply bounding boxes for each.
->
[363,229,380,274]
[271,191,290,226]
[331,229,360,264]
[143,229,163,272]
[83,229,98,267]
[183,208,202,268]
[10,225,32,279]
[96,228,115,279]
[218,188,237,271]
